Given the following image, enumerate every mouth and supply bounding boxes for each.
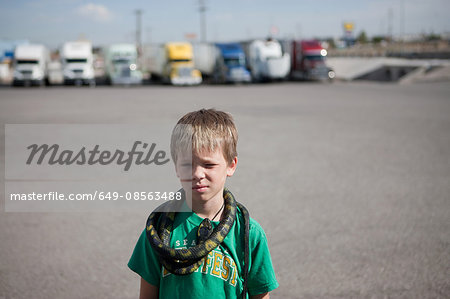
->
[192,185,208,192]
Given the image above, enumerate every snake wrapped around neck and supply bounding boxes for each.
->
[146,188,250,282]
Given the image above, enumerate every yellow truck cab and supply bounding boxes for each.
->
[148,42,202,85]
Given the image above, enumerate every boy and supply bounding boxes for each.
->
[128,109,278,298]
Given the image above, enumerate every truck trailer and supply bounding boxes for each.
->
[104,44,142,85]
[244,39,290,82]
[193,42,217,79]
[13,44,50,86]
[61,41,96,86]
[147,42,202,85]
[289,40,335,81]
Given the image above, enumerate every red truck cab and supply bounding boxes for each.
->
[291,40,335,81]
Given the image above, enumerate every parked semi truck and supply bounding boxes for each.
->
[194,42,251,83]
[244,38,290,82]
[148,42,201,85]
[61,41,95,86]
[13,44,50,86]
[104,44,142,85]
[193,43,217,80]
[289,40,335,81]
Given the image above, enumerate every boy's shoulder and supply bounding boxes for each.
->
[236,205,262,227]
[248,216,265,233]
[236,206,268,240]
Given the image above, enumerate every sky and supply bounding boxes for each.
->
[1,0,449,49]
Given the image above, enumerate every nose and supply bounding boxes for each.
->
[192,164,205,180]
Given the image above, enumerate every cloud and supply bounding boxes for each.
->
[76,3,113,22]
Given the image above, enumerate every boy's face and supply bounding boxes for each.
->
[175,147,237,204]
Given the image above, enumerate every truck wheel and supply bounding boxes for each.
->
[328,70,336,81]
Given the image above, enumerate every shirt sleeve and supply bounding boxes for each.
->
[128,228,161,287]
[247,219,279,295]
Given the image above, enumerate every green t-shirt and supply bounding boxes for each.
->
[128,207,279,298]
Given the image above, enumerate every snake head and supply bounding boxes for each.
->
[197,218,213,242]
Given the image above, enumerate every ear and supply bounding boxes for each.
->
[226,156,238,177]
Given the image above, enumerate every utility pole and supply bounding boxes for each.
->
[135,9,143,53]
[400,0,405,40]
[400,0,405,52]
[388,8,393,42]
[296,23,302,40]
[199,0,207,42]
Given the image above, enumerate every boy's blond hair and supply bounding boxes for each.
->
[170,109,238,165]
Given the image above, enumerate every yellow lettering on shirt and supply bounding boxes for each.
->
[221,255,231,280]
[162,266,170,277]
[211,251,223,278]
[230,260,237,286]
[160,242,238,287]
[201,252,213,274]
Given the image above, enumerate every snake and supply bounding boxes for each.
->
[146,188,250,298]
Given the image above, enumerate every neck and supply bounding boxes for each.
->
[189,190,224,220]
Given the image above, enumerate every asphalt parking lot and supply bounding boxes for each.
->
[1,81,449,298]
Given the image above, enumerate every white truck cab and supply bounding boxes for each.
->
[61,41,95,86]
[13,44,49,86]
[104,44,142,85]
[248,39,290,82]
